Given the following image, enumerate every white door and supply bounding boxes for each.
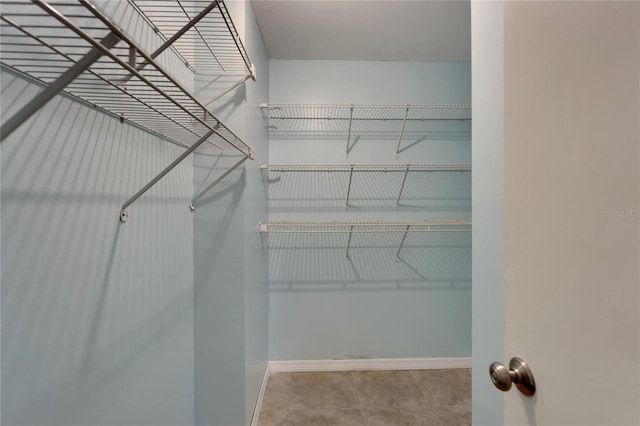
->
[472,2,640,425]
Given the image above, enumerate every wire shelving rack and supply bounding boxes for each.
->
[0,0,256,221]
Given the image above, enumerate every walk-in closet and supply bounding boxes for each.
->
[2,1,468,425]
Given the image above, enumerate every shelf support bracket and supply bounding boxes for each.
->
[122,0,221,82]
[120,128,217,222]
[346,164,355,206]
[190,154,248,210]
[346,225,355,258]
[396,165,411,208]
[395,225,411,262]
[204,64,257,106]
[345,106,354,157]
[395,106,410,157]
[0,30,121,142]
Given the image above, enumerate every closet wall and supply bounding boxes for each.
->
[1,67,195,425]
[193,1,269,425]
[266,60,472,360]
[1,1,269,425]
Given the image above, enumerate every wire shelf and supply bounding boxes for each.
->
[260,220,471,261]
[130,0,252,76]
[259,221,472,234]
[261,163,471,210]
[0,0,251,155]
[260,103,472,122]
[260,103,471,155]
[262,163,471,172]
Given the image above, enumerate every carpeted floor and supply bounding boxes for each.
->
[257,369,471,426]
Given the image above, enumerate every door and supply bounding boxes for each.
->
[472,2,640,425]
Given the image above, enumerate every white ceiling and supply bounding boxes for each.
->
[250,0,471,62]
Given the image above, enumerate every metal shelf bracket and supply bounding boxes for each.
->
[204,63,257,106]
[345,105,354,157]
[190,155,249,211]
[395,224,412,262]
[396,164,411,207]
[346,164,355,206]
[120,128,217,222]
[395,106,410,157]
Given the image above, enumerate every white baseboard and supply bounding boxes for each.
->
[250,364,271,426]
[268,357,471,374]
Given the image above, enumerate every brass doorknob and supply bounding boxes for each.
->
[489,357,536,396]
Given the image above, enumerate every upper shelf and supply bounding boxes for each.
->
[130,0,252,76]
[260,103,471,156]
[0,0,252,156]
[259,220,472,234]
[1,0,255,222]
[260,104,472,121]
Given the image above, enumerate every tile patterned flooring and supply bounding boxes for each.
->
[257,369,471,426]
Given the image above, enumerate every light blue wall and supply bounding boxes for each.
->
[242,1,270,422]
[268,60,472,360]
[193,1,269,425]
[1,68,195,425]
[471,3,505,425]
[193,149,246,426]
[1,1,269,424]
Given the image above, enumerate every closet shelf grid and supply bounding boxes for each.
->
[260,103,472,156]
[261,162,471,207]
[0,0,255,222]
[259,220,472,261]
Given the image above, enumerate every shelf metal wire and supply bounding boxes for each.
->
[0,0,255,221]
[0,0,250,151]
[260,103,471,156]
[261,163,471,172]
[130,0,252,75]
[260,104,471,121]
[260,220,472,260]
[259,220,472,233]
[261,163,471,208]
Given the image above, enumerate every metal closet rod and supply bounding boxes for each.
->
[259,220,472,261]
